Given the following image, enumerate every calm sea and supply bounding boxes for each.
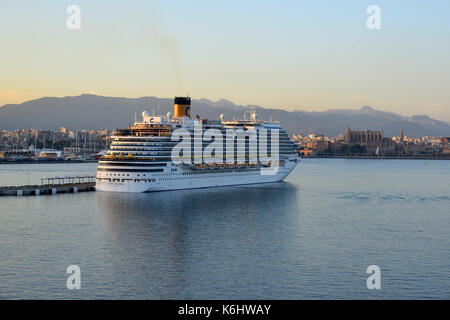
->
[0,159,449,299]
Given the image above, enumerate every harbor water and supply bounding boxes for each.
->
[0,159,449,299]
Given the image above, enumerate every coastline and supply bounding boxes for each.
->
[0,159,98,165]
[1,156,449,164]
[305,155,450,160]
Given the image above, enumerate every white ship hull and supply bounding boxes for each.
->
[96,161,298,193]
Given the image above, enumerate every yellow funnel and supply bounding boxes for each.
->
[174,97,191,118]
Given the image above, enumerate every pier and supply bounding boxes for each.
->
[0,176,96,196]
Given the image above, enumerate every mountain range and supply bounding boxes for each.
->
[0,94,449,137]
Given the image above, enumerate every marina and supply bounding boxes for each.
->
[0,175,96,196]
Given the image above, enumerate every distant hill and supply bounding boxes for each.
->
[0,94,449,137]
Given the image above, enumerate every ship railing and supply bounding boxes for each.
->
[40,176,96,186]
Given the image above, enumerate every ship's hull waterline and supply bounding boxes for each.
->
[96,161,297,193]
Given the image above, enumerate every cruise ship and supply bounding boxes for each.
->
[96,97,300,192]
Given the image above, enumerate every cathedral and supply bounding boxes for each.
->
[345,126,383,146]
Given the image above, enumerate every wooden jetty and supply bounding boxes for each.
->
[0,176,96,196]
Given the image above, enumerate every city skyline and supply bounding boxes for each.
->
[0,0,449,121]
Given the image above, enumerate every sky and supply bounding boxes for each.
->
[0,0,449,121]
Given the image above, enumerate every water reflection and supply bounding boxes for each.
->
[97,182,298,214]
[95,182,300,298]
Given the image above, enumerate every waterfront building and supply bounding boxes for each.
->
[345,125,383,146]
